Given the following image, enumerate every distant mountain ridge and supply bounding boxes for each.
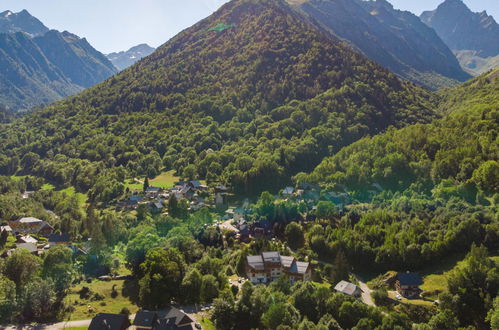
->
[107,44,155,71]
[290,0,470,90]
[0,10,117,112]
[421,0,499,75]
[421,0,499,57]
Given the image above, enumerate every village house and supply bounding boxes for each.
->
[9,217,54,236]
[48,233,71,246]
[334,280,363,298]
[396,272,423,298]
[150,202,164,214]
[16,234,38,244]
[0,225,12,235]
[131,307,197,330]
[89,313,130,330]
[145,186,161,198]
[282,186,295,198]
[246,251,311,284]
[157,307,196,329]
[133,311,158,330]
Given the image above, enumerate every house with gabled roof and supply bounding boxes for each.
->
[48,233,71,246]
[246,251,311,284]
[9,217,54,236]
[156,307,195,329]
[396,272,423,298]
[145,186,161,198]
[133,310,158,329]
[334,280,363,298]
[89,313,130,330]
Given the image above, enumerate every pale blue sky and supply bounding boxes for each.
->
[0,0,497,54]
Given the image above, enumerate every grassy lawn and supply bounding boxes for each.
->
[125,170,180,191]
[65,278,139,321]
[419,254,498,300]
[388,291,435,307]
[200,317,215,330]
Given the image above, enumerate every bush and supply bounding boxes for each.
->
[372,289,389,306]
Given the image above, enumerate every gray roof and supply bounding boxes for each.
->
[281,255,295,268]
[146,186,161,192]
[0,225,12,232]
[163,307,194,327]
[247,255,265,270]
[290,261,310,275]
[16,217,43,224]
[133,311,157,327]
[153,202,164,209]
[262,251,280,262]
[16,242,37,252]
[18,235,38,243]
[334,280,361,296]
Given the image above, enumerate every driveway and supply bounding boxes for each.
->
[355,276,375,306]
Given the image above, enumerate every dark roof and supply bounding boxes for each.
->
[397,272,423,286]
[89,313,129,330]
[156,307,194,329]
[134,311,158,327]
[130,195,144,202]
[189,180,201,188]
[146,186,161,192]
[247,255,264,270]
[48,233,70,242]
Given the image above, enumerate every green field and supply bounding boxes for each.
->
[200,317,215,330]
[65,278,139,321]
[125,170,180,191]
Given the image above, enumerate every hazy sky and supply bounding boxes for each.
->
[1,0,498,54]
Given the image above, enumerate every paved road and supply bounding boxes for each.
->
[316,259,375,307]
[355,276,375,306]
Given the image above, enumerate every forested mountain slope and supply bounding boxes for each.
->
[291,0,470,89]
[0,0,435,197]
[305,68,499,196]
[0,10,117,112]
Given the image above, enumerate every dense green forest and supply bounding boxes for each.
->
[0,0,497,328]
[304,68,498,195]
[0,0,435,197]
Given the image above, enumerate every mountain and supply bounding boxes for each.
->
[0,9,49,36]
[421,0,499,74]
[290,0,470,90]
[0,0,435,196]
[306,68,499,194]
[33,30,117,87]
[0,32,80,111]
[0,10,117,112]
[107,44,156,71]
[421,0,499,57]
